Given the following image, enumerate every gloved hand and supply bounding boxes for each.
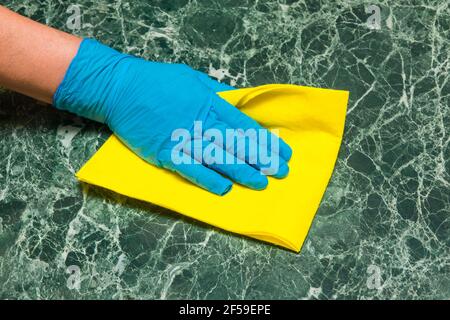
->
[54,39,292,195]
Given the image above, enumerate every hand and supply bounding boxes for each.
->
[54,39,292,195]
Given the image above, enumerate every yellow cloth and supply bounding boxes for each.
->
[76,84,349,252]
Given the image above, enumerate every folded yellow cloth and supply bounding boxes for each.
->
[76,84,349,252]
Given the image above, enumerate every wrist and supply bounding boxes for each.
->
[0,6,82,104]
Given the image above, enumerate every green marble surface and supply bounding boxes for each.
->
[0,0,449,299]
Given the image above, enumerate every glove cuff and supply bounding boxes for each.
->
[53,38,126,124]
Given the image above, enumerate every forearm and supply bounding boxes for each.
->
[0,5,81,103]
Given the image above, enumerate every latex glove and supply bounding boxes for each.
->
[54,39,292,195]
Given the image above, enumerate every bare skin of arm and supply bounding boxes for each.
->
[0,5,81,103]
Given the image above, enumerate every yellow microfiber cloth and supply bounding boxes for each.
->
[76,84,349,252]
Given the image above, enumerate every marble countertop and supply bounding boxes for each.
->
[0,0,449,299]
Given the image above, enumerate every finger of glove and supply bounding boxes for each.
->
[211,94,293,162]
[158,149,233,196]
[187,137,269,190]
[203,115,290,178]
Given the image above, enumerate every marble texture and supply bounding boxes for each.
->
[0,0,449,299]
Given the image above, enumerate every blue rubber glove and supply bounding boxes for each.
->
[54,39,292,195]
